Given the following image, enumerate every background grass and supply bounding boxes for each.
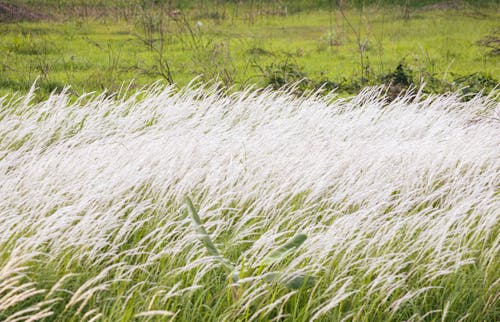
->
[0,0,498,99]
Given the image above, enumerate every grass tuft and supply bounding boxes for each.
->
[0,83,499,320]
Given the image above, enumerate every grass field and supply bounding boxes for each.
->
[0,84,499,321]
[1,1,500,321]
[0,0,499,98]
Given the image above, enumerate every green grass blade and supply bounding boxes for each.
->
[261,233,307,266]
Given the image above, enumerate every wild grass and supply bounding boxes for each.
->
[0,83,499,321]
[1,2,498,98]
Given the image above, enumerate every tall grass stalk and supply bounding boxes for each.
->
[0,83,499,321]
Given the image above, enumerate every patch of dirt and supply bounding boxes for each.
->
[477,34,500,56]
[248,47,275,56]
[0,2,49,22]
[422,1,466,10]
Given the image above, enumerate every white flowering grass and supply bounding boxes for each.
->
[0,84,499,321]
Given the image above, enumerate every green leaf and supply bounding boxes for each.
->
[263,272,280,283]
[231,270,240,282]
[284,273,315,289]
[185,196,234,271]
[185,196,220,257]
[261,233,307,266]
[263,272,315,290]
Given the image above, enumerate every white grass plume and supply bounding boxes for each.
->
[0,84,498,320]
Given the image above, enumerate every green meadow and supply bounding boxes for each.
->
[1,0,499,98]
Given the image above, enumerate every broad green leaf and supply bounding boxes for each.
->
[263,272,280,283]
[231,270,240,282]
[185,196,219,256]
[261,233,307,266]
[263,272,315,289]
[185,197,234,271]
[284,273,315,289]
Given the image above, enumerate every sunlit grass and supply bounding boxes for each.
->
[0,4,498,98]
[0,83,499,321]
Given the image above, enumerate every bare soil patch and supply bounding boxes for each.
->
[477,33,500,56]
[422,1,466,10]
[0,2,49,22]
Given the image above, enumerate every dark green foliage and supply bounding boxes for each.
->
[453,72,498,97]
[259,60,309,90]
[381,63,413,88]
[258,60,498,99]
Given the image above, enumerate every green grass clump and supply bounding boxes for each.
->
[0,1,498,99]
